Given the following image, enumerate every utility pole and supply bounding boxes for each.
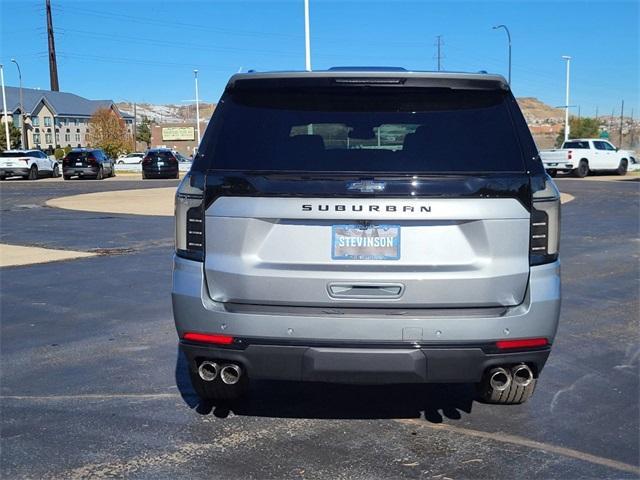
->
[304,0,311,71]
[46,0,60,91]
[435,35,444,71]
[194,69,201,146]
[630,108,635,148]
[577,105,581,120]
[562,56,571,142]
[595,106,598,121]
[133,102,137,151]
[1,64,10,150]
[619,100,624,147]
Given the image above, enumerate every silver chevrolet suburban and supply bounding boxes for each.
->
[172,68,561,404]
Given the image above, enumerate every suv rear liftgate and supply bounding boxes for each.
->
[172,70,561,404]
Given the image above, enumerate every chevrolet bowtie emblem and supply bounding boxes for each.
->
[346,180,386,193]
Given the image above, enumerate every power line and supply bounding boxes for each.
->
[54,4,302,40]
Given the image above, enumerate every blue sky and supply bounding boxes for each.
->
[1,0,638,117]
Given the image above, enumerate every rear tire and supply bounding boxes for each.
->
[63,174,72,180]
[142,171,147,180]
[189,366,248,401]
[96,167,104,180]
[547,169,557,177]
[52,165,60,178]
[28,165,38,180]
[573,160,589,178]
[617,159,628,176]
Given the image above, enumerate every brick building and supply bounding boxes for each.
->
[150,121,209,156]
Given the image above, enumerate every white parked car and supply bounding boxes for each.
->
[0,149,60,180]
[540,139,631,177]
[117,152,145,164]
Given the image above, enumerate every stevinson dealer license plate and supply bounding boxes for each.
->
[332,224,401,260]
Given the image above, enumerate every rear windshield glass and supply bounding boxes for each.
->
[563,141,589,149]
[147,151,175,160]
[65,152,93,161]
[200,87,525,173]
[0,152,28,158]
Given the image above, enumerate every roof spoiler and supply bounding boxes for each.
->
[226,71,509,92]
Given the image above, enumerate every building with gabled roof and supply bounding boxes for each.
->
[0,86,134,151]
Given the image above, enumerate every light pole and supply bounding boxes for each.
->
[492,25,511,85]
[11,58,26,149]
[562,55,571,142]
[304,0,311,71]
[0,64,10,150]
[193,69,201,147]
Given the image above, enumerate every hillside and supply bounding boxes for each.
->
[117,97,561,125]
[116,102,216,124]
[517,97,564,123]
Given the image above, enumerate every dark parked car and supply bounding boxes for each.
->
[62,148,115,180]
[142,149,180,179]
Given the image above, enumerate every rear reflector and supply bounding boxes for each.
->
[496,338,548,350]
[183,332,234,345]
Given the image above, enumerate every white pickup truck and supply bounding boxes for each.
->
[539,139,632,177]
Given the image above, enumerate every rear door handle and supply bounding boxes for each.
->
[328,283,404,299]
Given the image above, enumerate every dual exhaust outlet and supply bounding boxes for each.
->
[487,364,534,391]
[198,361,242,385]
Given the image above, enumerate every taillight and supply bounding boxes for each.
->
[496,338,548,350]
[175,171,205,261]
[142,156,151,165]
[183,332,234,345]
[530,174,560,266]
[87,155,96,165]
[567,150,572,160]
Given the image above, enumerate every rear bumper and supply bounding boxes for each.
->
[543,163,574,171]
[180,341,550,384]
[63,167,99,176]
[0,167,29,177]
[172,256,561,383]
[143,165,178,178]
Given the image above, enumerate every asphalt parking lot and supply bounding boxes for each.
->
[1,176,638,479]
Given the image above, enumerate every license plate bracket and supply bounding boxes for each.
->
[332,224,401,260]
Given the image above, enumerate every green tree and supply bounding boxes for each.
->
[555,117,600,146]
[0,123,22,151]
[136,116,152,149]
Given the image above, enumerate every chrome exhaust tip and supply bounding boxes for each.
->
[198,361,219,382]
[220,364,242,385]
[488,367,512,391]
[512,363,534,387]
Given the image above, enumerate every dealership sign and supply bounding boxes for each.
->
[162,127,195,141]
